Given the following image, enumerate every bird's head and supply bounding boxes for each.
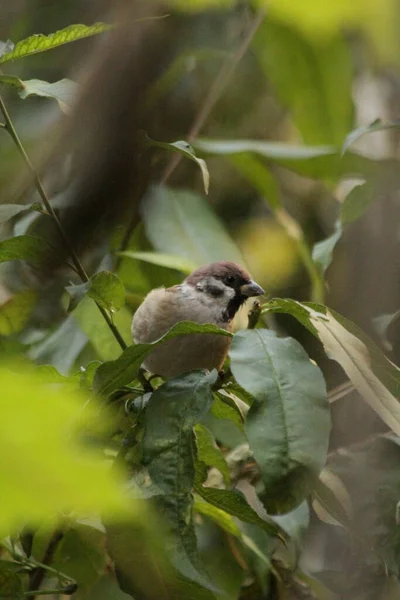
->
[184,261,264,322]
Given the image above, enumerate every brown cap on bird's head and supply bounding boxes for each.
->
[185,261,251,286]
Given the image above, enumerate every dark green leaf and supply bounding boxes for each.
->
[0,204,33,223]
[142,370,218,592]
[147,139,210,194]
[0,570,23,599]
[194,424,230,486]
[229,329,330,513]
[254,19,353,145]
[93,321,232,396]
[52,524,107,597]
[263,299,400,433]
[88,271,125,313]
[342,118,400,155]
[0,235,46,263]
[142,186,244,266]
[194,461,281,538]
[0,22,112,65]
[116,251,197,275]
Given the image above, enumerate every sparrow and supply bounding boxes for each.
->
[132,261,264,378]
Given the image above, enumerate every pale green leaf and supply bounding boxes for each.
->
[342,118,400,155]
[0,203,33,223]
[142,185,244,266]
[88,271,125,313]
[229,329,330,514]
[0,22,112,65]
[116,251,197,274]
[148,139,210,194]
[263,299,400,433]
[0,75,78,113]
[312,221,342,275]
[229,153,281,210]
[193,496,241,537]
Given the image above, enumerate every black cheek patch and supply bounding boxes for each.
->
[205,282,225,297]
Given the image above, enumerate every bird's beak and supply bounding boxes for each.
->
[240,280,265,297]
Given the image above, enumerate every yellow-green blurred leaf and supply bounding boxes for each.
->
[0,290,37,336]
[0,366,128,535]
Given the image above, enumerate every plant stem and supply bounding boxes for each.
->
[0,92,127,351]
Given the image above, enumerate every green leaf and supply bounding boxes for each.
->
[142,370,218,592]
[72,297,131,361]
[116,251,197,275]
[87,271,125,313]
[65,282,89,313]
[0,75,78,113]
[254,19,353,145]
[194,461,281,537]
[312,468,351,528]
[194,139,371,180]
[0,235,46,263]
[0,22,112,65]
[263,299,400,433]
[212,392,245,431]
[148,139,210,194]
[142,185,244,266]
[0,203,33,223]
[193,495,241,537]
[342,118,400,155]
[229,329,330,514]
[194,424,230,486]
[0,290,37,336]
[0,366,128,536]
[340,181,375,224]
[0,570,23,600]
[312,221,342,276]
[52,523,107,597]
[228,153,281,210]
[93,321,232,396]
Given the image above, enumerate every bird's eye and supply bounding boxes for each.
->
[225,275,235,285]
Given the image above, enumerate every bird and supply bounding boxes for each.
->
[132,261,264,378]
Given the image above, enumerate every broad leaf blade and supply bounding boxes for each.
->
[142,185,244,266]
[0,235,47,263]
[116,251,197,274]
[229,329,330,514]
[142,370,218,592]
[263,300,400,433]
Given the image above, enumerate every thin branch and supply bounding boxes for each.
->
[161,7,266,185]
[0,92,127,351]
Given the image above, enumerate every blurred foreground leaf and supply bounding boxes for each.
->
[0,290,36,336]
[230,329,330,514]
[0,366,127,536]
[263,299,400,433]
[0,203,34,223]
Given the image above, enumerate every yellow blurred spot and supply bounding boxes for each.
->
[238,218,299,292]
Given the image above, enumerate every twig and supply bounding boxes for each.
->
[161,7,266,185]
[0,92,127,352]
